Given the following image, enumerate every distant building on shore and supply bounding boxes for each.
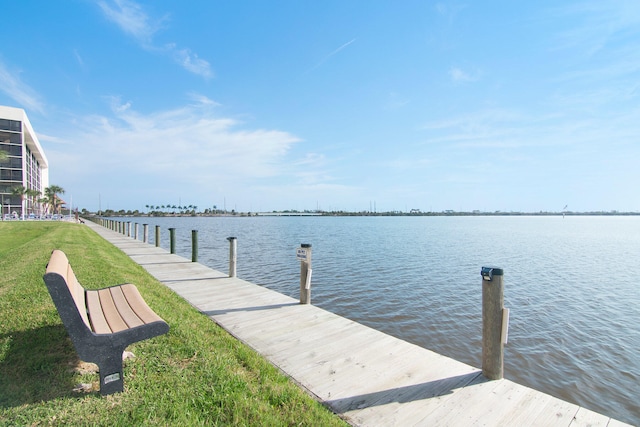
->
[0,106,49,218]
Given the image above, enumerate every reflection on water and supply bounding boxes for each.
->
[113,215,640,424]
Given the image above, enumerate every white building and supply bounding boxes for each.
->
[0,106,49,218]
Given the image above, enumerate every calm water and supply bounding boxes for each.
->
[115,215,640,424]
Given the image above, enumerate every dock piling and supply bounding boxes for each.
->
[299,244,312,304]
[192,230,198,262]
[482,266,505,380]
[155,226,160,248]
[227,237,237,277]
[169,228,176,254]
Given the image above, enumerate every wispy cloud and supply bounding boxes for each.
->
[551,1,640,56]
[435,2,467,21]
[97,0,213,78]
[307,38,356,72]
[0,60,45,114]
[49,99,302,199]
[186,92,220,106]
[449,66,479,83]
[97,0,162,46]
[386,91,410,109]
[167,45,213,78]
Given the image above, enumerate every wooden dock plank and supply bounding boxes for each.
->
[570,407,613,427]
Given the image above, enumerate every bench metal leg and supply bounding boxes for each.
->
[97,351,125,395]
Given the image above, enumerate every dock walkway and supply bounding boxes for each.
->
[85,221,631,426]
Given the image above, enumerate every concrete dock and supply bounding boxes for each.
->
[86,220,632,426]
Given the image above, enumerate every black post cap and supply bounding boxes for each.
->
[481,266,503,281]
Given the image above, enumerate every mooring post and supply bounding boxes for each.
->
[298,243,312,304]
[126,222,131,237]
[155,225,161,248]
[227,237,237,277]
[192,230,198,262]
[169,228,176,254]
[134,223,139,240]
[143,224,148,243]
[482,266,507,380]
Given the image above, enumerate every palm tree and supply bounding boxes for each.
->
[0,150,8,162]
[10,185,28,218]
[45,185,65,215]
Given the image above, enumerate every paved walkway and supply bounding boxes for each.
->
[86,221,631,426]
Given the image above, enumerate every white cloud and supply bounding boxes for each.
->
[97,0,213,78]
[52,101,302,194]
[0,61,45,114]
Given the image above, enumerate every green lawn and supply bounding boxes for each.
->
[0,221,347,426]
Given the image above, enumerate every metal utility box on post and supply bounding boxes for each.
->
[298,244,312,304]
[481,266,508,380]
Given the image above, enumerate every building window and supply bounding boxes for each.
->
[0,119,21,132]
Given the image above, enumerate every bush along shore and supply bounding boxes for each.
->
[0,221,346,426]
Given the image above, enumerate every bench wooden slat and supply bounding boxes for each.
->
[109,285,145,329]
[120,284,165,324]
[86,290,112,334]
[67,265,90,328]
[98,288,129,333]
[45,249,68,275]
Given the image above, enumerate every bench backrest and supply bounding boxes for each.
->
[45,250,91,330]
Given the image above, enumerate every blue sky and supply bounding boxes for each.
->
[1,1,639,213]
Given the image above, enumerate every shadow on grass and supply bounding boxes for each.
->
[0,324,87,408]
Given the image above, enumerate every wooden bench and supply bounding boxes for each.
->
[43,250,169,395]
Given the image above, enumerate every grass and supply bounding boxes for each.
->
[0,221,347,426]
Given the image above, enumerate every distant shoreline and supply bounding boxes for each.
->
[89,210,640,218]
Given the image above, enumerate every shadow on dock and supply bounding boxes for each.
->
[327,371,484,413]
